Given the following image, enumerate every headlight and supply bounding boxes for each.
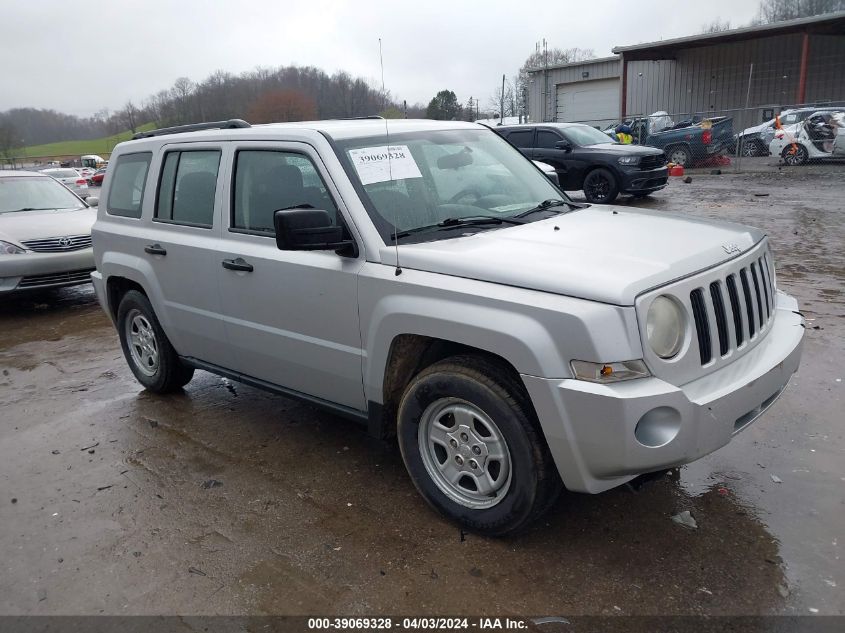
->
[618,156,640,165]
[646,295,685,358]
[571,359,650,383]
[0,240,26,255]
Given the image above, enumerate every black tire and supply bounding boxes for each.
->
[666,145,692,166]
[582,168,619,204]
[782,144,808,166]
[117,290,194,393]
[397,354,561,536]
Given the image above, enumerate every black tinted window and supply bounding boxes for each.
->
[232,150,338,233]
[537,131,563,149]
[107,153,151,218]
[506,130,534,148]
[155,150,221,227]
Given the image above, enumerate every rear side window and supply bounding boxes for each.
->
[107,153,152,218]
[155,150,221,227]
[505,130,534,148]
[537,130,562,149]
[232,150,338,234]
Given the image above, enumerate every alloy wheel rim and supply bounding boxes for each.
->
[670,149,688,165]
[417,397,512,509]
[125,309,159,377]
[587,174,610,200]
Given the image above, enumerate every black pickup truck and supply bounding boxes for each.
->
[495,123,668,204]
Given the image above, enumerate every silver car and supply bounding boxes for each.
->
[92,119,803,535]
[42,167,91,199]
[0,170,97,294]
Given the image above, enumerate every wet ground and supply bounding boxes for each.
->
[1,165,843,617]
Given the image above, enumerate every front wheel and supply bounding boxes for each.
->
[117,290,194,393]
[397,355,561,536]
[582,168,619,204]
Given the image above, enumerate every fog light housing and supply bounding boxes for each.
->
[571,359,650,383]
[635,406,681,447]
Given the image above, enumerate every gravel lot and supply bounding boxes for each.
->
[1,164,843,616]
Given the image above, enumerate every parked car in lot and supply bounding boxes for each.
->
[0,170,97,294]
[90,168,107,186]
[41,167,91,199]
[605,112,734,166]
[495,123,668,204]
[769,110,845,165]
[92,118,803,535]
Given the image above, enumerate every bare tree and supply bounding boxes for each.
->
[0,122,22,160]
[246,89,318,123]
[516,45,595,113]
[701,18,732,32]
[755,0,844,23]
[121,101,139,134]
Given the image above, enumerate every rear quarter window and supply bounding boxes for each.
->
[505,130,534,148]
[107,152,152,218]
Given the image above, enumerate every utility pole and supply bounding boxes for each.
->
[500,74,505,123]
[403,99,407,118]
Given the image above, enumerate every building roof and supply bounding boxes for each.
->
[525,55,620,74]
[613,11,845,60]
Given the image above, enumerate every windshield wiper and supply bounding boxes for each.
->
[393,215,525,240]
[5,207,58,212]
[515,199,584,219]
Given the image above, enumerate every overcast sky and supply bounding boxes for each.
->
[2,0,761,117]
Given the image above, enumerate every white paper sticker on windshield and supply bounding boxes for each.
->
[348,145,422,185]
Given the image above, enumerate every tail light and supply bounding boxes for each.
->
[702,130,712,144]
[76,179,88,186]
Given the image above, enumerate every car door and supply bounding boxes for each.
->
[138,143,234,369]
[216,142,366,411]
[502,128,535,159]
[533,129,583,190]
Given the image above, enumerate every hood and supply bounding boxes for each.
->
[0,207,96,244]
[382,206,764,305]
[585,143,663,156]
[741,120,774,136]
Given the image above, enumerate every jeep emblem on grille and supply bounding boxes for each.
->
[722,242,740,254]
[58,237,72,248]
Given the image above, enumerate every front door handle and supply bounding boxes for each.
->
[221,257,254,273]
[144,244,167,256]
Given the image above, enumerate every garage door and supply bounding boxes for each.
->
[555,78,620,127]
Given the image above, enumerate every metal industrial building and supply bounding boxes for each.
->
[527,11,845,130]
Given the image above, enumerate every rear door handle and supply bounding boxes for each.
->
[144,244,167,256]
[221,257,254,272]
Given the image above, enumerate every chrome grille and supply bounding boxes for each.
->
[689,252,776,366]
[17,268,94,289]
[21,235,92,253]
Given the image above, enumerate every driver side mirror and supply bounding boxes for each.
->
[273,208,356,257]
[555,140,572,152]
[86,196,99,207]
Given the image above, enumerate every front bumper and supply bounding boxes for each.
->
[0,248,95,293]
[522,291,804,493]
[619,165,668,194]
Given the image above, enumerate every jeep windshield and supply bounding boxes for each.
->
[334,127,572,243]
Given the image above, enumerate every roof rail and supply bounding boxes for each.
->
[334,115,385,121]
[132,119,251,140]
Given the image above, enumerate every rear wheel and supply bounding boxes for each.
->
[740,138,762,157]
[667,145,691,166]
[582,168,619,204]
[782,144,809,166]
[117,290,194,392]
[397,355,561,536]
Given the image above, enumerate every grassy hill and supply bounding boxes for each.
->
[18,122,157,158]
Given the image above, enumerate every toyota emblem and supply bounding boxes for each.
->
[58,237,72,248]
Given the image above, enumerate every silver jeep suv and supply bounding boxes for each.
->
[92,118,804,535]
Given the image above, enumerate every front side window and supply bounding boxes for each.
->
[155,150,221,227]
[537,130,563,149]
[335,128,567,243]
[232,150,338,234]
[107,152,152,218]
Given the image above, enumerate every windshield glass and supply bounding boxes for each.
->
[0,176,85,213]
[335,128,567,243]
[564,125,617,146]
